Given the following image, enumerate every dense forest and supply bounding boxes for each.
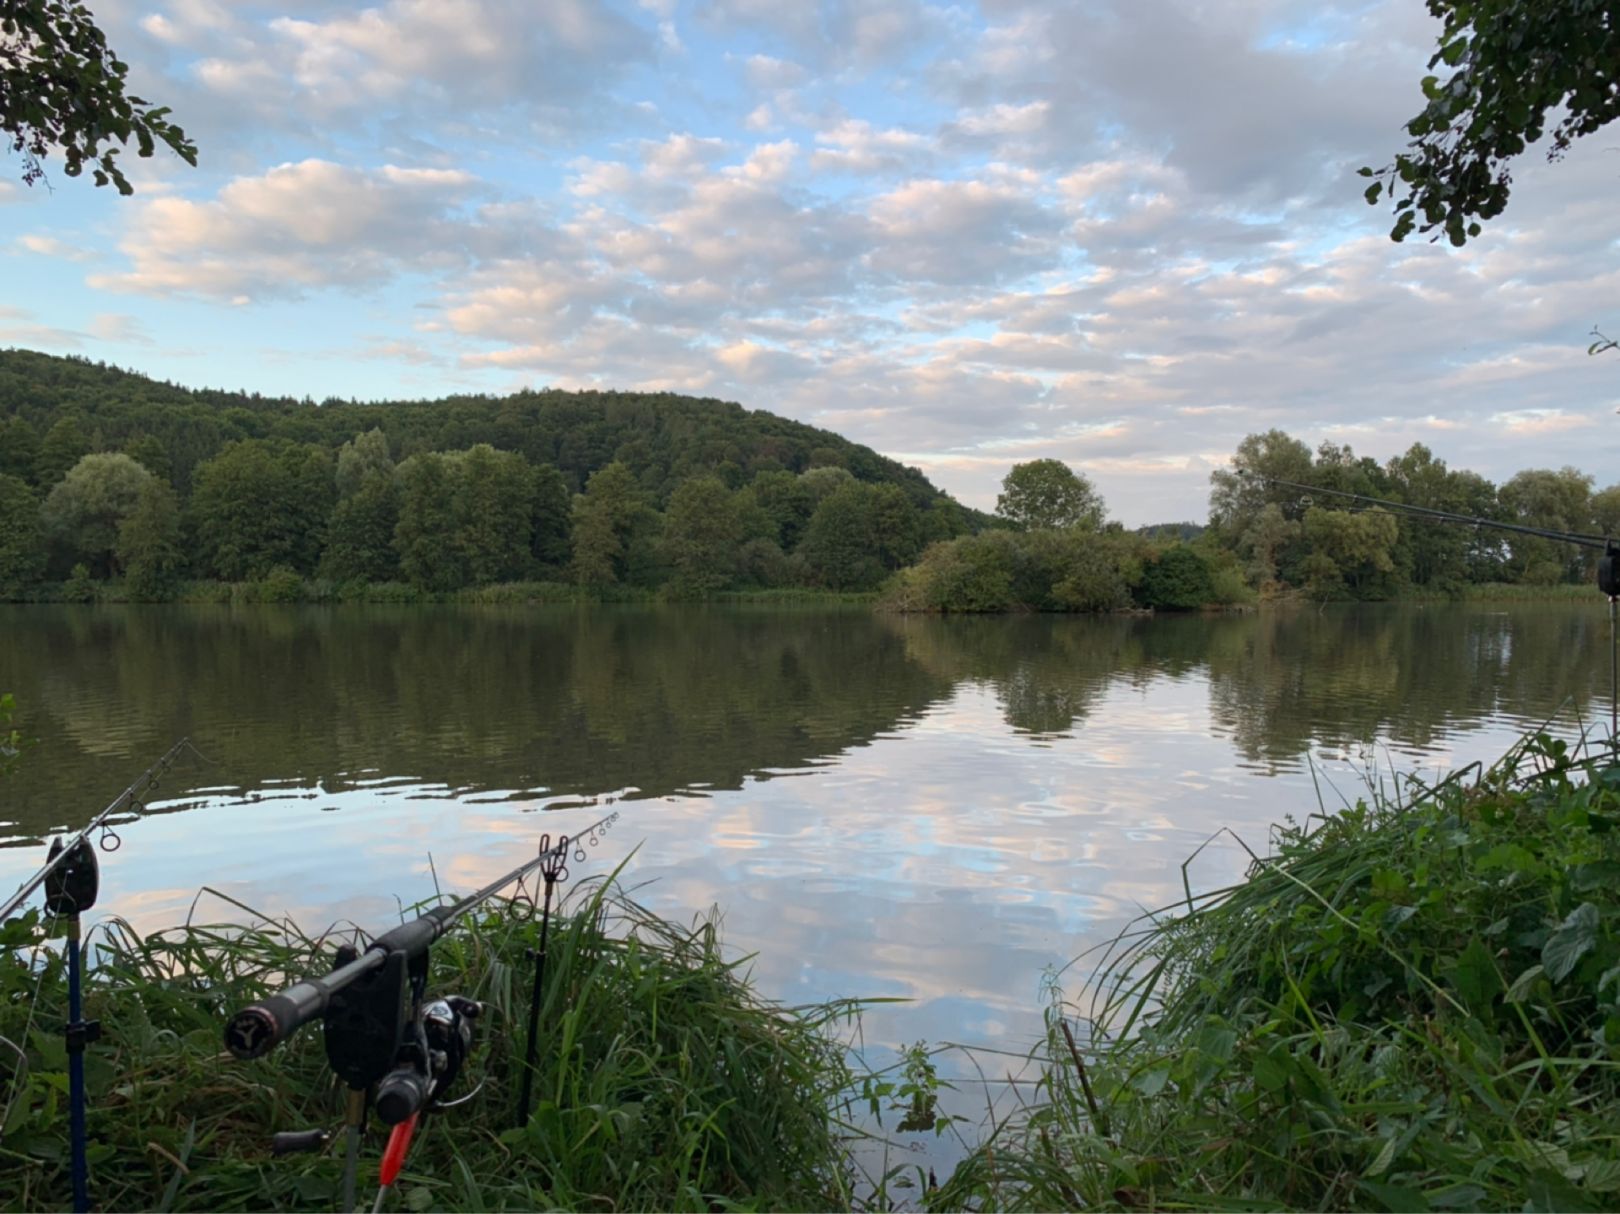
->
[0,349,983,600]
[0,350,1612,608]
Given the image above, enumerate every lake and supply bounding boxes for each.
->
[0,602,1612,1138]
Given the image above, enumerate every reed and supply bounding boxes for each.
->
[934,733,1620,1211]
[0,879,868,1212]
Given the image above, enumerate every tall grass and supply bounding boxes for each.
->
[0,878,869,1211]
[935,733,1620,1212]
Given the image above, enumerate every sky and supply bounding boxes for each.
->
[3,0,1619,524]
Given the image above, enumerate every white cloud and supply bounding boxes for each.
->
[90,160,487,300]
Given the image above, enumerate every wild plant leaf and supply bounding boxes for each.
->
[1584,1160,1620,1193]
[1449,937,1503,1016]
[1543,903,1600,983]
[1358,1179,1431,1211]
[1505,963,1545,1003]
[1365,1135,1398,1177]
[1572,862,1620,892]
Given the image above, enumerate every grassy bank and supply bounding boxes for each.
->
[935,734,1620,1212]
[0,881,870,1212]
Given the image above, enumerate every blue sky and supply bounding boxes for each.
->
[3,0,1617,522]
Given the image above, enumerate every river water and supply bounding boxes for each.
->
[0,602,1612,1144]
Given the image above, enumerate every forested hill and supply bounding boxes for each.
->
[0,348,953,508]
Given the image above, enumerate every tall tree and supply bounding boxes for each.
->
[335,427,394,498]
[0,473,44,595]
[453,444,534,584]
[34,415,89,489]
[801,483,884,591]
[570,462,650,587]
[3,0,197,192]
[1208,430,1315,541]
[393,453,464,591]
[1363,0,1620,244]
[116,477,184,599]
[996,460,1106,531]
[663,476,740,597]
[322,471,400,583]
[0,417,40,484]
[40,451,152,576]
[1498,467,1594,583]
[189,440,333,579]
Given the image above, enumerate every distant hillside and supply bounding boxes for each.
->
[0,348,969,511]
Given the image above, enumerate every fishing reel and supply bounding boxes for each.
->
[375,996,482,1124]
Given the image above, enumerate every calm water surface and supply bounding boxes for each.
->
[0,602,1613,1129]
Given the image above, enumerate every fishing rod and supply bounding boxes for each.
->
[225,810,619,1213]
[1255,474,1620,738]
[0,737,191,1214]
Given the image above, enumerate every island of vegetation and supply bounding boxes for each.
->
[0,349,1612,610]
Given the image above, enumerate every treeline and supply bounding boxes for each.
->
[0,351,978,600]
[1210,430,1617,598]
[885,434,1616,613]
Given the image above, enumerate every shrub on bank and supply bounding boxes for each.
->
[935,735,1620,1211]
[884,529,1248,613]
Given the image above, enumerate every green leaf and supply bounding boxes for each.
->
[1449,937,1503,1016]
[1543,902,1600,983]
[1365,1135,1398,1178]
[1359,1180,1431,1211]
[1505,963,1545,1003]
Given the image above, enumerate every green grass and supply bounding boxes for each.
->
[934,733,1620,1212]
[0,879,875,1211]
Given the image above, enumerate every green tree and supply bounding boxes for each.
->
[40,451,152,576]
[322,471,399,583]
[0,472,44,595]
[116,477,183,600]
[394,453,464,591]
[1209,430,1314,542]
[122,433,170,480]
[34,415,89,488]
[1239,503,1300,590]
[1592,483,1620,539]
[1498,467,1594,583]
[335,427,394,498]
[801,483,884,590]
[748,470,817,550]
[3,0,197,193]
[1137,545,1216,610]
[453,444,534,584]
[570,462,649,588]
[663,476,740,597]
[996,460,1106,531]
[1364,0,1620,244]
[531,463,571,572]
[1303,507,1400,598]
[190,440,333,579]
[868,483,923,570]
[0,417,40,484]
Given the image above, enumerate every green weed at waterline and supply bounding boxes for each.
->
[0,879,874,1212]
[934,734,1620,1212]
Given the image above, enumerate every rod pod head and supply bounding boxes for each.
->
[43,838,98,918]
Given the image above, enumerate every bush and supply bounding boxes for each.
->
[62,562,96,603]
[247,566,305,603]
[1135,544,1215,610]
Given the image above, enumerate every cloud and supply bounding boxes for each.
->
[90,159,490,300]
[16,235,95,262]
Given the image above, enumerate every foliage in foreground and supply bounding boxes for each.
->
[937,735,1620,1211]
[0,881,865,1212]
